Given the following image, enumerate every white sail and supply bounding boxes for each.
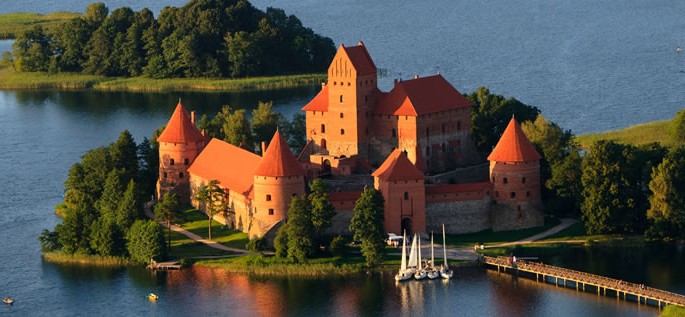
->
[431,232,435,269]
[417,234,422,269]
[400,231,407,271]
[408,234,418,269]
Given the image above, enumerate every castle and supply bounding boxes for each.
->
[156,42,543,239]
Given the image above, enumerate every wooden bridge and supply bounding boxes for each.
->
[482,255,685,309]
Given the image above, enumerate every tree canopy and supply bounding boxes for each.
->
[10,0,335,79]
[349,188,386,267]
[646,147,685,240]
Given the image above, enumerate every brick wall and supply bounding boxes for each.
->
[425,196,492,234]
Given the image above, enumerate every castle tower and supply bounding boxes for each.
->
[372,150,426,235]
[303,42,377,159]
[252,131,306,237]
[487,118,543,231]
[156,101,206,203]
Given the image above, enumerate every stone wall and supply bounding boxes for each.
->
[328,209,354,235]
[427,163,489,185]
[425,197,492,234]
[491,201,544,232]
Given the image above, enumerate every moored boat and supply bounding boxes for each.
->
[427,232,440,279]
[414,235,427,280]
[148,293,159,301]
[440,224,453,279]
[3,298,14,305]
[395,231,413,282]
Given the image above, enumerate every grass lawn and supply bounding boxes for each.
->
[0,66,325,92]
[0,12,80,39]
[443,218,561,248]
[177,208,249,250]
[660,305,685,317]
[575,120,674,149]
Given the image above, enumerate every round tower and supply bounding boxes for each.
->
[252,131,306,237]
[156,101,206,203]
[487,118,543,231]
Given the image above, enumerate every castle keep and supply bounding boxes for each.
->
[156,42,543,239]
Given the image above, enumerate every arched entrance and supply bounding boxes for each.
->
[401,217,412,236]
[321,159,332,176]
[320,138,327,150]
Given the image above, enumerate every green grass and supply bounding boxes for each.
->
[0,66,325,92]
[575,120,674,149]
[0,12,81,39]
[660,305,685,317]
[443,218,561,248]
[176,208,249,249]
[42,251,132,267]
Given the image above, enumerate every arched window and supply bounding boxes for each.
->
[503,177,508,184]
[340,112,344,118]
[321,139,327,149]
[170,158,175,166]
[404,192,409,200]
[321,124,326,133]
[340,128,345,135]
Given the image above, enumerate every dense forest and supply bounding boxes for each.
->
[8,0,335,78]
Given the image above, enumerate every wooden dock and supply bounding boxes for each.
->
[147,260,182,271]
[482,255,685,309]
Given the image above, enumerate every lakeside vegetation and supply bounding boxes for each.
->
[660,305,685,317]
[576,120,673,148]
[0,66,325,91]
[0,12,80,40]
[42,251,133,267]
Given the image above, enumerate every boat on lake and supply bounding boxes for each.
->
[414,235,427,280]
[148,293,159,301]
[427,232,440,279]
[395,232,413,282]
[3,298,14,305]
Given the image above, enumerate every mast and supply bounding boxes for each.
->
[431,232,435,269]
[442,224,448,267]
[400,231,407,271]
[417,234,422,270]
[408,234,418,269]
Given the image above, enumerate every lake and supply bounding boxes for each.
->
[1,0,685,316]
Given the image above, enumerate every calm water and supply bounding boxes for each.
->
[2,0,685,316]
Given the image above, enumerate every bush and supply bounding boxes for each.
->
[246,237,266,252]
[274,225,289,258]
[329,235,346,257]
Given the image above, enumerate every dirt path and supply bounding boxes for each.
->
[144,201,249,254]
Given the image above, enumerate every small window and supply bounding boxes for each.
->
[510,192,516,198]
[442,124,446,133]
[163,172,167,179]
[179,172,184,178]
[184,158,189,165]
[365,95,368,102]
[495,191,499,197]
[266,194,272,201]
[517,205,522,211]
[503,177,508,184]
[340,95,343,103]
[492,176,496,183]
[366,127,369,135]
[170,158,175,166]
[442,143,446,153]
[321,124,326,133]
[292,193,297,197]
[392,128,397,137]
[426,127,430,137]
[340,112,344,119]
[526,191,531,197]
[457,121,462,131]
[522,177,526,184]
[426,146,430,156]
[404,192,409,200]
[333,81,337,85]
[341,128,345,135]
[268,208,274,215]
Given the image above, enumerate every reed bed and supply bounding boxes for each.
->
[42,252,132,267]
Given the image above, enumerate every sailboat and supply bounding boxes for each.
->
[440,224,453,279]
[395,231,413,282]
[427,232,440,279]
[407,234,418,273]
[414,234,427,280]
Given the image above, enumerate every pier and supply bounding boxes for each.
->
[147,260,182,271]
[482,256,685,309]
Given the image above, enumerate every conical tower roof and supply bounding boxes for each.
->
[157,101,205,144]
[487,118,541,162]
[372,150,425,181]
[254,131,305,177]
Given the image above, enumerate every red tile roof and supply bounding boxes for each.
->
[425,182,491,194]
[372,149,425,181]
[157,101,205,144]
[487,118,541,162]
[342,42,376,76]
[188,138,261,198]
[254,131,305,177]
[301,85,328,112]
[374,75,472,116]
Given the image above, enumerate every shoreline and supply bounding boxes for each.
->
[42,252,133,267]
[0,68,326,92]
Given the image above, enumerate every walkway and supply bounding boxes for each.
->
[483,255,685,308]
[144,201,249,254]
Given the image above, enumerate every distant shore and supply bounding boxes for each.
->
[0,67,326,92]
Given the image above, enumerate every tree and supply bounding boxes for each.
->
[85,2,109,25]
[282,113,307,152]
[670,109,685,144]
[116,180,142,230]
[251,101,280,153]
[12,26,51,72]
[286,195,314,263]
[468,87,540,155]
[546,150,583,214]
[127,219,166,264]
[646,147,685,240]
[222,107,253,150]
[154,193,181,250]
[349,188,386,267]
[110,130,139,181]
[53,17,92,72]
[273,224,289,258]
[308,179,336,242]
[96,168,127,219]
[38,229,61,253]
[194,180,227,240]
[89,217,124,256]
